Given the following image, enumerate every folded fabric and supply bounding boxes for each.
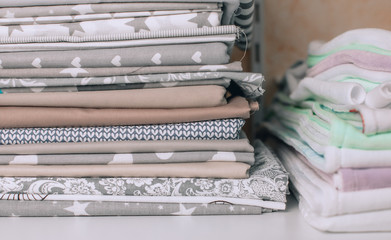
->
[0,133,254,154]
[0,151,255,165]
[0,43,229,68]
[0,2,220,18]
[0,140,288,204]
[296,191,391,232]
[0,119,245,145]
[308,28,391,56]
[289,77,366,105]
[287,144,391,192]
[0,200,265,217]
[0,96,256,128]
[270,100,391,153]
[276,143,391,217]
[0,61,242,78]
[1,10,218,26]
[0,161,250,178]
[365,82,391,108]
[0,34,235,52]
[307,50,391,76]
[234,0,254,50]
[0,78,232,93]
[265,120,391,173]
[0,70,265,100]
[2,12,221,37]
[0,0,240,27]
[312,64,391,87]
[0,85,227,108]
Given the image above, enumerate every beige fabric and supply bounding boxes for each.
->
[0,96,256,128]
[0,135,254,154]
[0,85,226,108]
[0,162,250,178]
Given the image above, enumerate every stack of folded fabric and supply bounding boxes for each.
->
[0,0,289,216]
[265,28,391,232]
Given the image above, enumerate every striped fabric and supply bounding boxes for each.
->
[235,0,255,50]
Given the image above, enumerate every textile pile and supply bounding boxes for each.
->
[265,28,391,232]
[0,0,289,216]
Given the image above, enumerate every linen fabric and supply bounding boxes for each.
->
[0,43,230,68]
[0,140,288,203]
[0,118,245,145]
[0,200,265,216]
[0,151,255,165]
[0,85,227,109]
[0,161,251,178]
[0,133,254,154]
[276,143,391,217]
[0,96,257,128]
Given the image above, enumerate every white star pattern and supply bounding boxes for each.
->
[64,201,90,216]
[201,203,208,208]
[158,205,163,210]
[72,5,94,15]
[4,10,15,18]
[171,204,196,216]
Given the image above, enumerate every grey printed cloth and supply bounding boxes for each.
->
[0,140,288,204]
[0,61,242,78]
[0,151,255,165]
[0,43,229,68]
[1,12,222,37]
[0,119,245,145]
[0,200,264,216]
[0,2,220,18]
[0,132,254,155]
[0,71,265,100]
[0,9,221,26]
[235,0,254,49]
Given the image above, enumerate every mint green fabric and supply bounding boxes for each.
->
[307,43,391,67]
[335,77,379,92]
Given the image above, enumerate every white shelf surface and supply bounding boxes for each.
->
[1,195,390,240]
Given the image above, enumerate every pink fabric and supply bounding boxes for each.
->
[339,168,391,192]
[308,50,391,77]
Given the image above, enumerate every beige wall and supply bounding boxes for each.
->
[263,0,391,104]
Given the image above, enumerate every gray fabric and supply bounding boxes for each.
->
[0,151,255,165]
[0,140,288,203]
[0,2,220,18]
[0,200,264,216]
[0,133,254,154]
[0,119,245,145]
[0,71,264,100]
[0,79,232,93]
[0,43,229,68]
[0,62,242,77]
[2,12,222,37]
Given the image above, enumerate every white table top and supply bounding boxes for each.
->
[1,195,390,240]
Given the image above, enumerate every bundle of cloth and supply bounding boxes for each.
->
[265,28,391,232]
[0,0,289,216]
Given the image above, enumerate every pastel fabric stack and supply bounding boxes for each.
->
[265,28,391,232]
[0,0,288,216]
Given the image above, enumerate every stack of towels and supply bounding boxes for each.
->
[0,0,289,216]
[265,28,391,232]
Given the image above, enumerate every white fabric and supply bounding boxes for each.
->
[313,64,391,84]
[290,77,366,105]
[298,196,391,232]
[356,105,391,134]
[308,28,391,55]
[25,194,286,210]
[278,144,391,217]
[365,82,391,109]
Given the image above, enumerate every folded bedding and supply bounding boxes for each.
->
[0,85,227,108]
[0,96,257,128]
[0,150,255,165]
[0,118,245,145]
[0,133,254,154]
